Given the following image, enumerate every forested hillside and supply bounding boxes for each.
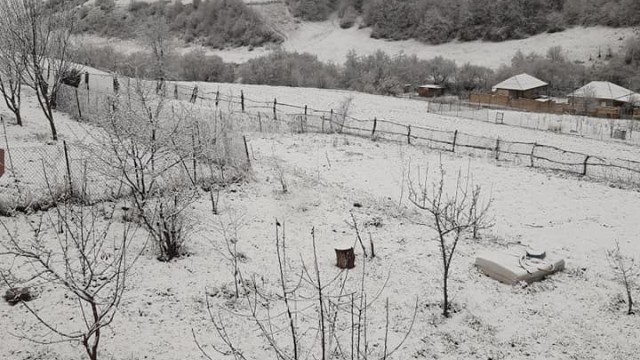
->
[54,0,640,48]
[290,0,640,43]
[68,0,282,48]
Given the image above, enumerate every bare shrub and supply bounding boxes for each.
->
[273,160,289,194]
[408,160,492,317]
[211,212,246,299]
[150,193,195,261]
[195,221,417,359]
[334,96,354,133]
[607,241,638,315]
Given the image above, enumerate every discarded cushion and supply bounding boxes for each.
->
[475,250,565,285]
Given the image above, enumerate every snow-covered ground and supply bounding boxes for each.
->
[165,80,640,163]
[2,129,640,359]
[76,21,637,69]
[2,75,640,359]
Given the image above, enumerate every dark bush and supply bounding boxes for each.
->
[61,67,84,88]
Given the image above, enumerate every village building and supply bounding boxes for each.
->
[568,81,637,107]
[568,81,640,118]
[417,84,445,98]
[492,73,548,99]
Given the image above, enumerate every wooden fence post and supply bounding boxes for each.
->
[407,125,411,145]
[174,84,178,99]
[75,88,82,120]
[495,138,500,160]
[190,86,198,104]
[84,72,90,90]
[304,105,308,128]
[300,116,304,133]
[330,109,334,132]
[241,90,245,112]
[243,135,251,168]
[215,89,219,107]
[191,129,197,183]
[112,76,119,94]
[452,130,458,152]
[0,148,5,178]
[273,98,277,120]
[371,117,377,138]
[530,143,537,167]
[63,141,73,196]
[583,155,590,176]
[321,114,325,133]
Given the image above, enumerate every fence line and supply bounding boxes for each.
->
[424,98,640,144]
[62,77,640,185]
[5,75,640,206]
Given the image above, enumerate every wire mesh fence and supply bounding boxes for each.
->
[425,99,640,144]
[4,74,640,213]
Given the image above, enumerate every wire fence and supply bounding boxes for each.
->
[4,73,640,212]
[423,99,640,144]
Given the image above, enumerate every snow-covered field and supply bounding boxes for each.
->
[2,127,640,359]
[166,80,640,163]
[2,74,640,359]
[76,20,637,69]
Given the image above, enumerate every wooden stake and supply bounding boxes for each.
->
[530,143,537,167]
[583,155,590,176]
[243,135,251,168]
[372,117,377,138]
[273,98,277,120]
[452,130,458,152]
[75,88,82,120]
[63,141,73,196]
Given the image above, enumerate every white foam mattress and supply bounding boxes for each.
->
[475,250,565,285]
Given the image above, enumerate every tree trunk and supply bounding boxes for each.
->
[442,269,449,318]
[47,111,58,141]
[627,288,634,315]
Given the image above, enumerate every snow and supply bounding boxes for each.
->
[75,23,638,69]
[2,128,640,359]
[492,73,548,92]
[2,72,640,359]
[569,81,637,101]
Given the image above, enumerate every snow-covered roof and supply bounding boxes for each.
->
[418,84,444,89]
[492,73,548,91]
[616,92,640,104]
[568,81,636,102]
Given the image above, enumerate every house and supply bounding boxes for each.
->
[567,81,639,118]
[567,81,637,107]
[492,73,548,99]
[417,84,445,98]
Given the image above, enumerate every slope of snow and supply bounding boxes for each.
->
[75,16,637,69]
[206,23,636,68]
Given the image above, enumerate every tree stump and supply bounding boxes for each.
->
[335,247,355,269]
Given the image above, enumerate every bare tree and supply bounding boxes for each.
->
[143,16,171,83]
[0,36,25,126]
[607,241,638,315]
[0,192,140,359]
[0,0,77,140]
[408,161,491,317]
